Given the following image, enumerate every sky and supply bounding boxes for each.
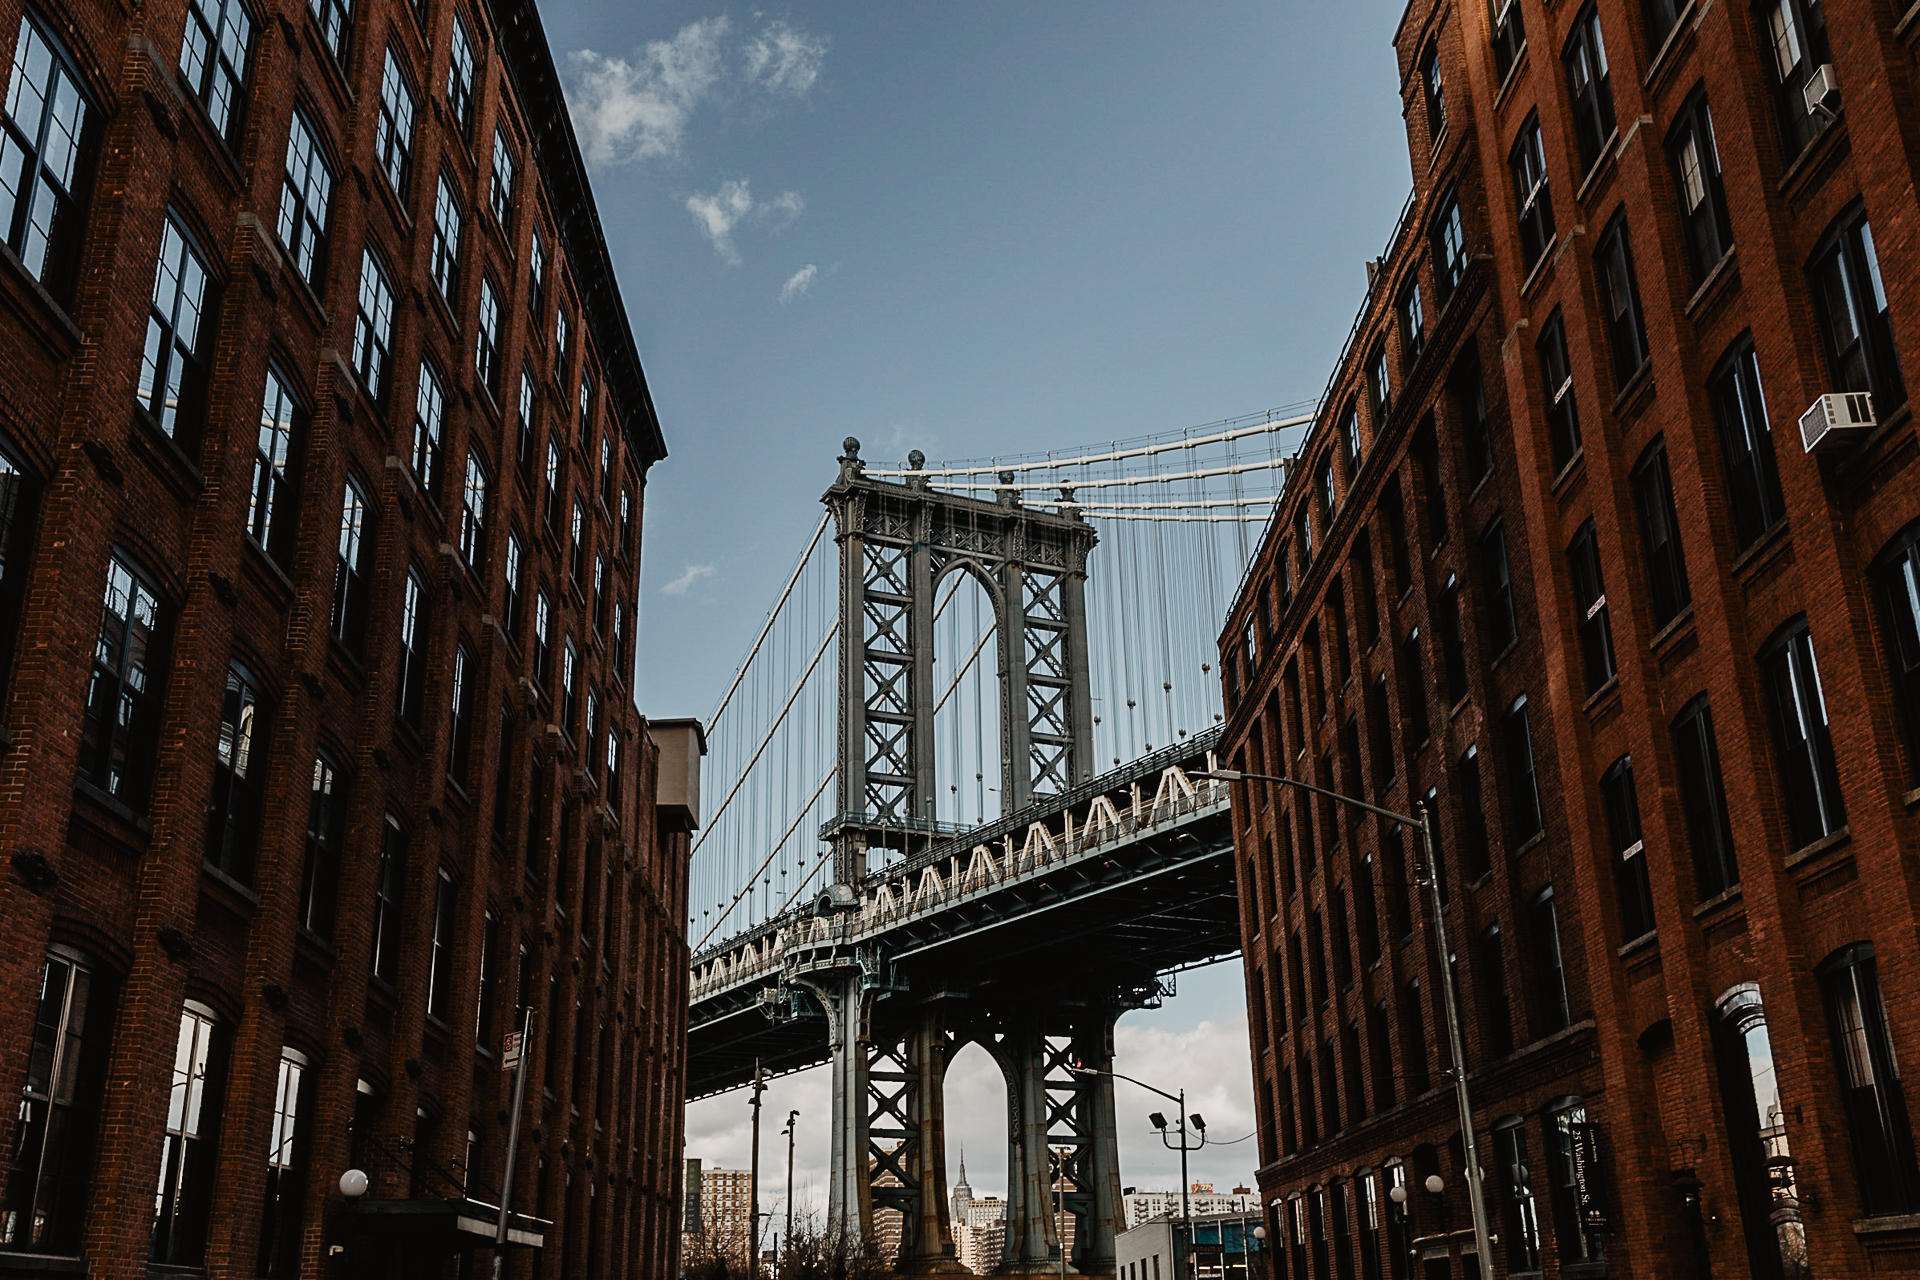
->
[533,0,1418,1217]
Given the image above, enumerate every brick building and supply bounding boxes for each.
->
[0,0,694,1269]
[1218,1,1920,1278]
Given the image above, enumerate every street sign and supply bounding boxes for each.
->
[502,1031,524,1070]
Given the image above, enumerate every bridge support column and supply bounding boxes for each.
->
[796,969,876,1251]
[1069,1007,1125,1279]
[875,1013,967,1273]
[1000,1016,1068,1276]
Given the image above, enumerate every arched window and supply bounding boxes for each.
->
[153,1001,230,1265]
[1871,521,1920,784]
[1714,984,1809,1278]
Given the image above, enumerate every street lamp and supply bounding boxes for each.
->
[1070,1067,1207,1224]
[1202,767,1496,1274]
[782,1109,799,1267]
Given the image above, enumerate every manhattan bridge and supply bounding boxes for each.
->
[685,411,1310,1276]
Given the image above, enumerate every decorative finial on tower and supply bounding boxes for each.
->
[908,449,926,470]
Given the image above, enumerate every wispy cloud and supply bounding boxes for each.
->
[686,179,804,264]
[744,20,828,97]
[567,16,827,169]
[566,17,732,167]
[661,563,716,596]
[779,264,819,303]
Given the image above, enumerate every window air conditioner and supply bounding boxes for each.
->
[1805,64,1840,120]
[1798,391,1875,454]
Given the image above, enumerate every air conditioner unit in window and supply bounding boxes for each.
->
[1805,63,1841,120]
[1799,391,1876,454]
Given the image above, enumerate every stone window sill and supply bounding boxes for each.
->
[1785,826,1851,870]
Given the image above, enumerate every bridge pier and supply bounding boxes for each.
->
[793,967,878,1251]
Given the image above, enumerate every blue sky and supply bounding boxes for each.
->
[541,0,1416,1205]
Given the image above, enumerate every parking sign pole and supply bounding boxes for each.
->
[493,1007,535,1280]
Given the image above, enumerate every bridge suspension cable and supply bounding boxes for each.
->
[861,412,1312,476]
[706,512,831,734]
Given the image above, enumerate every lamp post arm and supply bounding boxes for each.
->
[1202,770,1419,829]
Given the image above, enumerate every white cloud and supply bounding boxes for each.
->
[744,20,828,98]
[662,563,717,596]
[779,264,818,303]
[567,17,732,167]
[567,16,826,169]
[687,179,805,264]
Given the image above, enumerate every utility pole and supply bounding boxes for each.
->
[1204,769,1496,1274]
[784,1109,799,1264]
[491,1007,534,1280]
[750,1064,768,1275]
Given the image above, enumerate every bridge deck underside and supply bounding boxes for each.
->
[686,809,1239,1098]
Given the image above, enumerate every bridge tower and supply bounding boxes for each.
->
[823,437,1097,883]
[806,440,1122,1276]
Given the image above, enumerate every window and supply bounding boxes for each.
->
[555,307,570,375]
[139,215,217,446]
[1595,211,1649,385]
[477,909,499,1039]
[1873,524,1920,783]
[403,363,445,499]
[428,867,457,1021]
[1401,628,1430,750]
[1458,745,1490,881]
[562,639,579,731]
[613,601,626,675]
[259,1049,309,1278]
[594,554,609,635]
[1491,0,1526,83]
[206,660,269,885]
[460,449,487,567]
[1,948,115,1255]
[375,47,414,195]
[476,276,502,396]
[600,433,615,507]
[1367,339,1391,425]
[1762,0,1831,160]
[533,592,552,688]
[545,438,563,532]
[447,14,476,140]
[606,728,621,810]
[277,110,331,287]
[0,442,39,705]
[1294,501,1313,571]
[578,372,594,445]
[1480,519,1518,654]
[1502,694,1543,843]
[1401,979,1429,1094]
[1715,986,1811,1275]
[1495,1118,1543,1273]
[249,367,301,565]
[1510,114,1555,276]
[397,569,428,728]
[505,531,525,636]
[1456,359,1493,483]
[153,1004,227,1265]
[1436,578,1467,706]
[1673,694,1739,898]
[517,368,539,475]
[1669,89,1732,284]
[1420,40,1445,143]
[330,478,372,656]
[492,710,515,841]
[1644,0,1684,50]
[1478,924,1514,1057]
[299,753,345,938]
[1566,519,1616,693]
[1819,943,1920,1215]
[1353,537,1378,643]
[1760,618,1845,848]
[1398,279,1424,366]
[1631,439,1690,629]
[449,643,474,785]
[0,13,97,303]
[1562,6,1615,175]
[489,127,515,228]
[621,487,636,556]
[180,0,251,145]
[570,497,586,585]
[1811,204,1905,409]
[371,816,406,985]
[1529,887,1570,1035]
[430,173,460,303]
[584,689,599,778]
[1599,756,1654,941]
[1537,309,1580,471]
[1414,422,1446,544]
[80,552,169,809]
[1709,339,1787,549]
[529,228,546,316]
[308,0,350,61]
[351,248,395,402]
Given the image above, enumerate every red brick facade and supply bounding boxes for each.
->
[1218,1,1920,1278]
[0,0,691,1271]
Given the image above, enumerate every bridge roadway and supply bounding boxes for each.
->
[686,726,1241,1100]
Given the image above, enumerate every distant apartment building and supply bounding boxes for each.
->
[685,1165,753,1267]
[1122,1187,1260,1229]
